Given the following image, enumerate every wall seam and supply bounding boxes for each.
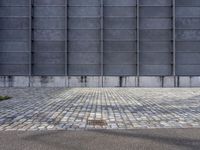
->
[173,0,176,87]
[28,0,33,87]
[136,0,140,87]
[65,0,68,87]
[100,0,104,87]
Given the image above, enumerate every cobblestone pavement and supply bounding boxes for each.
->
[0,88,200,131]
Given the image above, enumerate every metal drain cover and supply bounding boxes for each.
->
[87,119,107,126]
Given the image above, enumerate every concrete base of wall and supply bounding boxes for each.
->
[0,76,200,87]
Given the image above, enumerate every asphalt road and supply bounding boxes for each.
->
[0,129,200,150]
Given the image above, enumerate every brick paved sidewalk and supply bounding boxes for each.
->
[0,88,200,131]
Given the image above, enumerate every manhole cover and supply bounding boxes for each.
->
[87,119,107,126]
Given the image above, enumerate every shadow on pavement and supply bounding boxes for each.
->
[19,129,200,150]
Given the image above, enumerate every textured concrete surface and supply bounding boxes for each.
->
[1,76,200,87]
[0,129,200,150]
[0,88,200,131]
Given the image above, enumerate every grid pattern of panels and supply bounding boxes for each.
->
[103,0,137,75]
[176,0,200,75]
[139,0,173,75]
[0,0,200,76]
[0,0,30,75]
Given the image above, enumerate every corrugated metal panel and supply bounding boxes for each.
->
[0,0,30,75]
[32,0,65,75]
[68,0,101,75]
[176,0,200,75]
[104,0,137,75]
[139,0,172,75]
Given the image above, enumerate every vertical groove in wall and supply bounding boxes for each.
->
[172,0,176,86]
[136,0,140,86]
[65,0,68,76]
[100,0,104,87]
[29,0,32,77]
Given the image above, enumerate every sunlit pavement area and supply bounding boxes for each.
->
[0,88,200,131]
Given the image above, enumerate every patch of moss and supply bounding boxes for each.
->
[0,96,11,101]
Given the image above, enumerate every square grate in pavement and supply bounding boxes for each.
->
[87,119,107,126]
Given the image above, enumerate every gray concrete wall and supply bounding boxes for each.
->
[0,76,200,88]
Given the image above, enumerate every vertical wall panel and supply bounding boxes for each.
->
[139,0,173,75]
[176,0,200,75]
[68,0,101,75]
[103,0,137,75]
[0,0,30,75]
[32,0,65,75]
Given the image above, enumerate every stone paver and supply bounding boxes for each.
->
[0,88,200,131]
